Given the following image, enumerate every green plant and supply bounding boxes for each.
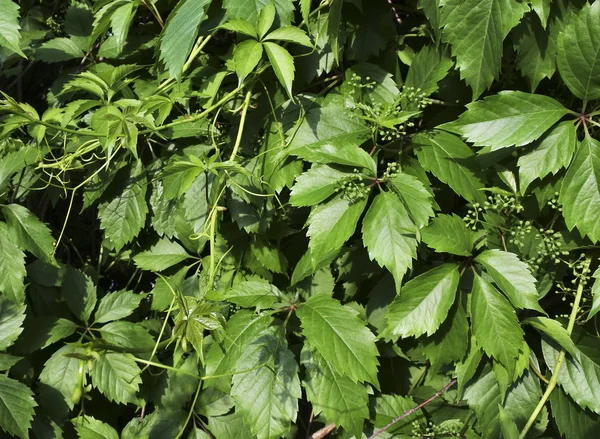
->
[1,0,600,438]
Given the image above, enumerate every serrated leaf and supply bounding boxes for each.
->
[0,354,20,371]
[157,353,199,411]
[110,1,137,54]
[213,279,282,310]
[296,294,379,385]
[39,345,82,419]
[385,264,459,339]
[0,296,25,350]
[133,238,191,272]
[0,146,38,192]
[98,160,148,252]
[550,387,600,439]
[264,26,312,47]
[121,409,186,439]
[18,316,78,353]
[498,405,519,439]
[475,249,542,312]
[91,352,142,405]
[94,290,144,324]
[440,0,528,98]
[231,331,300,439]
[263,42,295,99]
[0,375,36,439]
[559,136,600,243]
[62,266,97,324]
[542,327,600,415]
[524,317,576,357]
[36,37,84,62]
[404,45,453,97]
[372,394,422,435]
[456,336,483,395]
[440,91,570,149]
[588,267,600,321]
[73,415,119,439]
[556,2,600,101]
[388,173,434,228]
[471,274,524,376]
[518,121,577,193]
[301,347,368,438]
[413,130,486,203]
[233,39,264,83]
[289,165,347,207]
[223,0,295,26]
[531,0,551,28]
[159,0,211,78]
[0,222,26,303]
[0,0,25,56]
[362,192,417,289]
[2,204,56,265]
[307,195,367,268]
[421,214,476,256]
[100,321,155,349]
[220,19,258,38]
[257,2,275,39]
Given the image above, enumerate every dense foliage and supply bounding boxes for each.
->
[1,0,600,437]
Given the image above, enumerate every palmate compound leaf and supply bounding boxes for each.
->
[413,130,486,204]
[439,91,571,150]
[421,214,477,256]
[159,0,211,79]
[384,264,459,340]
[263,42,295,99]
[91,352,143,405]
[0,221,26,303]
[231,328,300,439]
[556,1,600,102]
[470,273,524,378]
[518,121,577,193]
[233,39,264,84]
[474,249,543,312]
[296,294,379,386]
[361,192,418,290]
[301,347,368,438]
[542,327,600,415]
[387,172,435,228]
[289,164,347,207]
[440,0,528,99]
[94,289,145,324]
[0,375,36,439]
[223,0,295,26]
[559,136,600,243]
[307,194,367,269]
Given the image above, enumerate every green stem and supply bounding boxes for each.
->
[229,90,253,161]
[519,258,590,438]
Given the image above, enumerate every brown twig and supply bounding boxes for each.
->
[311,424,336,439]
[368,378,458,439]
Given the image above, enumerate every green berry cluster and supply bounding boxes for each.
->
[463,202,484,230]
[531,228,569,268]
[508,220,533,247]
[484,193,524,214]
[347,73,376,93]
[401,86,431,110]
[335,170,370,203]
[382,162,400,180]
[410,419,463,438]
[547,192,562,211]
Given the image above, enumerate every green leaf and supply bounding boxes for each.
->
[440,0,528,98]
[264,26,312,47]
[231,331,300,439]
[421,214,475,256]
[289,165,347,207]
[531,0,551,28]
[256,1,275,39]
[301,347,368,438]
[372,394,422,435]
[2,204,56,265]
[98,160,148,252]
[413,130,486,203]
[550,387,600,439]
[556,2,600,101]
[498,404,519,439]
[0,222,26,303]
[220,19,258,38]
[109,1,137,54]
[0,146,38,192]
[0,375,36,439]
[327,0,343,63]
[588,267,600,321]
[159,0,211,78]
[18,316,78,353]
[100,321,155,349]
[475,249,542,312]
[39,345,82,419]
[121,409,186,439]
[73,416,119,439]
[208,412,253,439]
[157,353,199,411]
[0,296,25,350]
[0,354,21,371]
[542,327,600,415]
[36,37,84,62]
[440,91,570,149]
[91,352,142,405]
[133,238,191,272]
[0,0,25,56]
[523,317,576,357]
[296,294,379,385]
[388,172,434,228]
[263,42,295,99]
[518,121,577,193]
[471,274,524,376]
[233,39,264,83]
[385,264,459,339]
[559,136,600,243]
[404,45,453,97]
[456,336,483,395]
[362,192,418,288]
[223,0,295,26]
[307,195,367,268]
[62,266,97,324]
[212,278,282,310]
[94,290,144,324]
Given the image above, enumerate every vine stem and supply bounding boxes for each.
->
[519,258,591,438]
[229,90,253,161]
[368,378,457,439]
